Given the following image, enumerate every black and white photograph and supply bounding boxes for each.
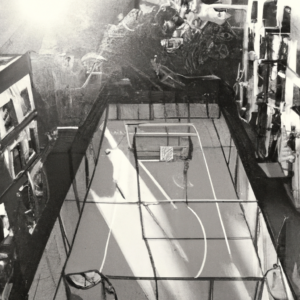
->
[0,0,299,299]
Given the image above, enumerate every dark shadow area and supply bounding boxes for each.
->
[219,80,300,298]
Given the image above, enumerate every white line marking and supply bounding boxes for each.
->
[139,161,177,209]
[187,206,207,277]
[191,123,232,258]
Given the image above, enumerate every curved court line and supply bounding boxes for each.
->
[134,122,232,258]
[187,206,207,278]
[190,124,232,259]
[144,205,188,262]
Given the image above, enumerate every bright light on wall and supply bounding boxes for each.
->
[17,0,69,26]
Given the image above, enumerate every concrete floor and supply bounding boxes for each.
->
[1,0,299,299]
[36,113,290,300]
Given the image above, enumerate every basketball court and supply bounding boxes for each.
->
[62,110,269,300]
